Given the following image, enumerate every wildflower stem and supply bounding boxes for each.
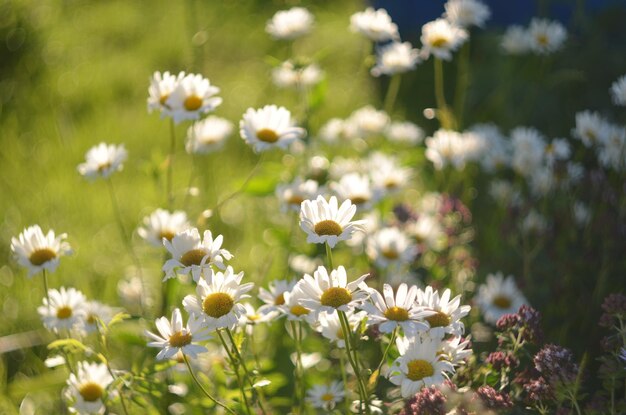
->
[338,310,370,415]
[95,321,130,415]
[291,321,305,415]
[217,329,253,415]
[42,269,51,310]
[325,242,334,270]
[372,328,397,389]
[433,58,456,130]
[383,74,401,115]
[167,118,176,209]
[183,353,237,415]
[339,352,351,414]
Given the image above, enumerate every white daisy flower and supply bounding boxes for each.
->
[117,276,145,311]
[385,121,424,145]
[239,303,279,328]
[299,195,366,248]
[489,180,522,207]
[475,272,527,325]
[348,105,390,138]
[165,73,222,124]
[317,309,367,348]
[318,118,358,143]
[425,129,467,170]
[11,225,72,277]
[67,361,114,415]
[306,381,345,411]
[438,336,472,364]
[289,254,323,275]
[572,201,591,227]
[444,0,490,28]
[350,8,399,42]
[279,287,317,324]
[258,278,298,314]
[82,301,117,334]
[275,177,321,213]
[598,125,626,170]
[501,25,530,55]
[406,215,446,252]
[529,167,554,196]
[146,308,211,360]
[371,41,420,77]
[366,227,418,269]
[162,228,233,282]
[544,138,571,167]
[367,152,412,194]
[469,123,511,171]
[38,287,87,333]
[266,7,314,40]
[416,286,470,339]
[510,127,546,177]
[185,116,233,155]
[77,143,127,180]
[295,265,369,315]
[239,105,306,152]
[147,71,183,116]
[138,209,190,247]
[272,61,323,89]
[330,173,379,211]
[610,75,626,106]
[328,157,364,180]
[522,209,548,234]
[420,18,468,61]
[182,266,253,330]
[572,110,610,147]
[389,335,455,398]
[362,283,431,334]
[527,18,567,55]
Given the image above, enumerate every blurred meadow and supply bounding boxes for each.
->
[1,0,626,414]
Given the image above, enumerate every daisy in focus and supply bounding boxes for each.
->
[66,361,114,415]
[371,41,420,77]
[162,228,233,282]
[11,225,72,277]
[138,209,190,247]
[77,143,127,180]
[350,8,399,42]
[266,7,314,40]
[299,195,366,248]
[306,381,345,411]
[389,335,455,398]
[239,105,306,152]
[362,283,431,334]
[475,272,528,324]
[165,73,222,124]
[147,71,183,116]
[185,116,233,155]
[145,308,211,360]
[416,286,471,339]
[295,265,369,314]
[420,18,468,61]
[38,287,87,333]
[182,266,253,330]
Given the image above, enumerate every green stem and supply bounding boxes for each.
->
[183,354,237,415]
[338,311,369,415]
[325,242,334,270]
[339,352,351,414]
[167,118,176,209]
[383,75,401,116]
[217,329,252,415]
[433,58,455,130]
[291,321,305,415]
[42,270,51,310]
[372,328,397,390]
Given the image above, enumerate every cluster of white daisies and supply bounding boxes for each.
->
[501,18,567,55]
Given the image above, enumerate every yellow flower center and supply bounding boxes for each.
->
[350,196,369,205]
[87,314,97,325]
[184,95,203,111]
[384,179,399,189]
[384,306,409,321]
[536,34,549,46]
[274,293,286,306]
[180,249,208,267]
[169,330,193,348]
[256,128,279,143]
[286,194,305,206]
[56,306,73,320]
[290,305,309,316]
[202,292,234,318]
[322,393,335,402]
[406,359,434,381]
[313,220,343,236]
[430,36,449,48]
[425,311,451,328]
[320,287,352,309]
[159,230,176,242]
[492,295,512,309]
[79,382,104,402]
[381,249,399,260]
[97,162,112,173]
[29,248,57,266]
[247,314,261,322]
[159,94,169,106]
[336,328,345,339]
[585,129,597,142]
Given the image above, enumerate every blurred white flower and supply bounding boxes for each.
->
[330,172,379,211]
[468,123,511,171]
[348,105,390,138]
[385,121,424,145]
[501,25,530,55]
[489,180,521,207]
[544,138,571,167]
[147,71,183,116]
[318,118,358,143]
[371,42,420,77]
[272,61,323,89]
[407,215,446,252]
[350,8,399,42]
[444,0,491,28]
[522,209,548,234]
[77,143,127,180]
[366,227,418,269]
[66,361,113,415]
[598,125,626,170]
[185,116,233,155]
[572,201,591,227]
[475,272,527,324]
[306,381,344,410]
[527,18,567,55]
[11,225,72,277]
[420,18,468,61]
[425,129,468,170]
[510,127,546,177]
[572,110,610,147]
[610,74,626,106]
[82,301,117,334]
[266,7,314,40]
[275,177,321,212]
[138,209,190,247]
[240,105,306,152]
[258,278,297,315]
[166,73,222,124]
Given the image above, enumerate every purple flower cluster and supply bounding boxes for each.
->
[533,344,579,385]
[495,305,543,344]
[400,386,446,415]
[599,293,626,328]
[475,385,513,409]
[523,376,553,402]
[486,351,519,371]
